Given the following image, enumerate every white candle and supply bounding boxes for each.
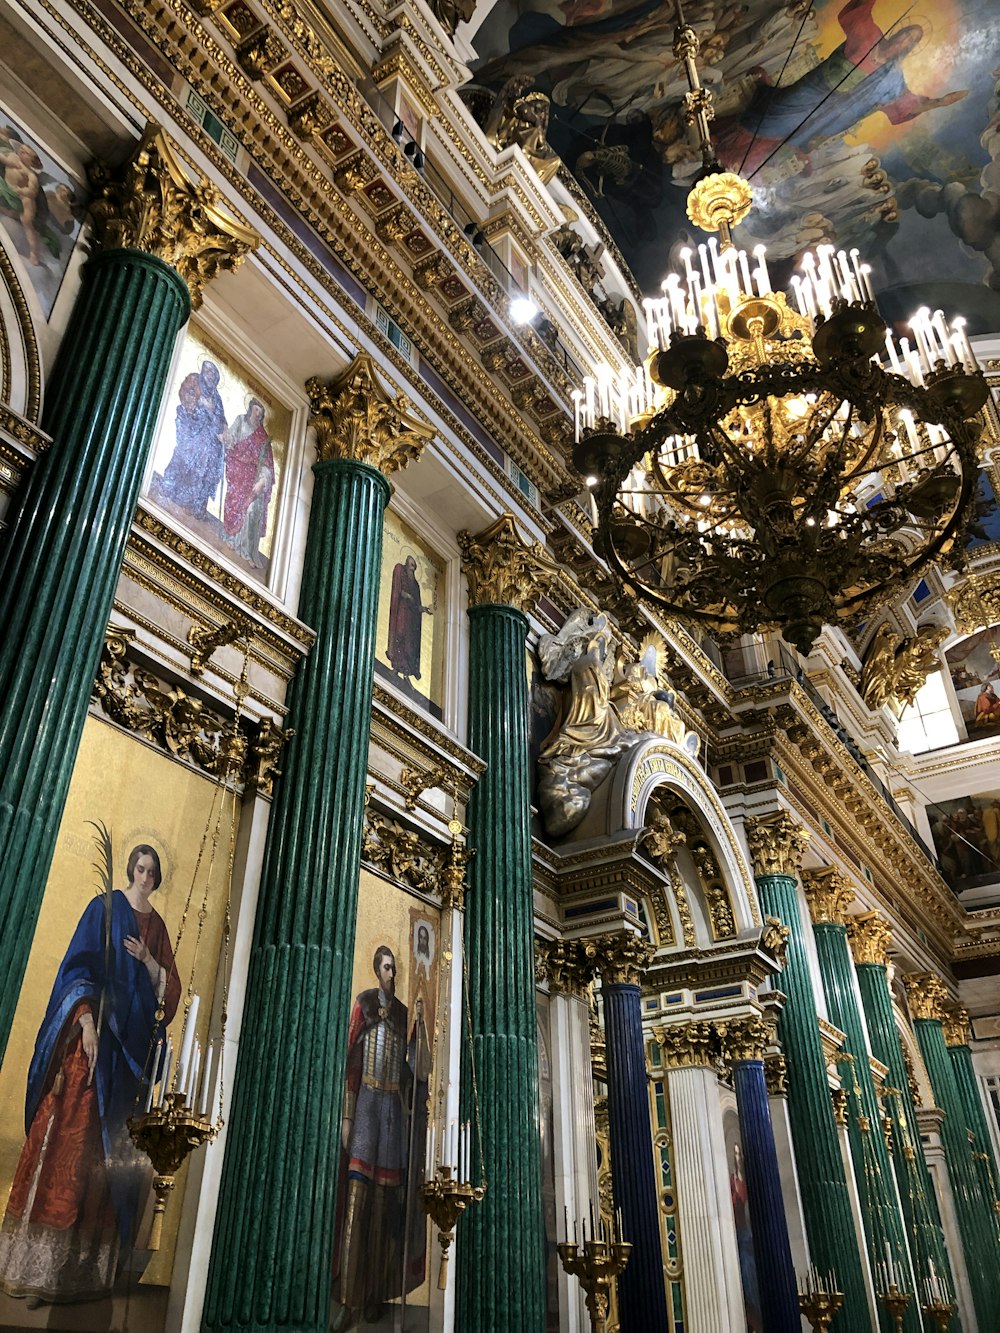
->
[177,994,200,1094]
[159,1038,173,1107]
[737,249,752,296]
[144,1038,162,1113]
[199,1041,215,1117]
[753,244,771,295]
[952,317,977,372]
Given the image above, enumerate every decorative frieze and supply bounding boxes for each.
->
[458,513,559,613]
[306,352,434,472]
[745,812,810,879]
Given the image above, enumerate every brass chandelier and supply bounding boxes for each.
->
[572,12,988,656]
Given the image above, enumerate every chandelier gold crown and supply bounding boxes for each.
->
[572,12,988,656]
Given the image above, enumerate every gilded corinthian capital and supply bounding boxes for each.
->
[942,1006,971,1048]
[801,867,855,925]
[903,972,949,1022]
[583,931,654,987]
[457,513,560,613]
[744,812,810,879]
[719,1013,775,1064]
[87,124,257,308]
[847,911,891,967]
[654,1019,720,1069]
[306,353,434,472]
[535,938,596,997]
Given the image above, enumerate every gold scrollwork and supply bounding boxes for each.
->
[87,124,258,309]
[457,512,560,613]
[306,351,434,473]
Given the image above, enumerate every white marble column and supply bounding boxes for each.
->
[659,1028,743,1333]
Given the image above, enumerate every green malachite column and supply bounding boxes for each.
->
[203,356,433,1333]
[455,515,553,1333]
[803,872,918,1333]
[848,913,961,1332]
[745,815,869,1328]
[905,975,1000,1330]
[0,126,254,1059]
[943,1008,1000,1245]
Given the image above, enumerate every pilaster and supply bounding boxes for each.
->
[0,124,255,1056]
[744,815,869,1327]
[455,514,554,1333]
[203,355,431,1332]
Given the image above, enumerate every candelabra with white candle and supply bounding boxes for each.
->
[557,1204,631,1333]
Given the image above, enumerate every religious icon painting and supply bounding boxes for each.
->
[0,715,237,1331]
[375,510,446,720]
[722,1100,763,1333]
[144,324,292,586]
[945,625,1000,742]
[928,788,1000,893]
[332,869,440,1330]
[966,465,1000,551]
[0,102,85,320]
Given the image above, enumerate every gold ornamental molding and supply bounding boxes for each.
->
[87,124,258,309]
[947,573,1000,635]
[847,911,892,967]
[744,812,810,880]
[765,1051,788,1097]
[831,1087,849,1127]
[718,1014,775,1065]
[535,939,596,997]
[306,352,435,473]
[801,867,856,926]
[653,1020,720,1070]
[902,972,950,1022]
[942,1006,972,1048]
[583,931,655,987]
[458,513,560,614]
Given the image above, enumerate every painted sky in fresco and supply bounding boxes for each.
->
[471,0,1000,331]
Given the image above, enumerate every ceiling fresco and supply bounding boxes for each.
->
[470,0,1000,332]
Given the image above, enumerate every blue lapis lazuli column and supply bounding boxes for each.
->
[603,979,668,1333]
[731,1057,801,1333]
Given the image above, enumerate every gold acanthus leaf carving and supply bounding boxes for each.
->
[362,809,445,894]
[744,812,810,879]
[306,352,435,473]
[86,124,258,310]
[847,910,891,967]
[583,931,655,987]
[801,867,856,925]
[765,1051,788,1097]
[719,1014,776,1065]
[457,512,560,613]
[248,718,295,799]
[654,1020,721,1069]
[761,916,790,970]
[535,939,596,997]
[942,1006,971,1048]
[902,972,949,1022]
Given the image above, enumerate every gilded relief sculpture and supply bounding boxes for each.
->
[536,615,699,837]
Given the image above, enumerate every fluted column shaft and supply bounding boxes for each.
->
[731,1057,801,1332]
[947,1039,1000,1233]
[604,981,668,1332]
[456,601,546,1333]
[755,872,869,1325]
[203,456,389,1331]
[811,919,919,1333]
[854,963,960,1329]
[912,1015,999,1328]
[0,248,189,1055]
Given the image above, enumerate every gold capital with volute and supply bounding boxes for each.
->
[902,972,949,1022]
[654,1019,720,1069]
[306,353,435,472]
[582,931,655,987]
[801,867,855,925]
[847,910,891,967]
[535,939,596,997]
[718,1013,776,1065]
[87,124,258,308]
[457,513,560,614]
[744,811,810,879]
[942,1006,971,1048]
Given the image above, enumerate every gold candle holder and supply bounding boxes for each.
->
[797,1289,844,1331]
[878,1286,912,1332]
[420,1166,485,1290]
[557,1237,631,1333]
[920,1300,955,1331]
[129,1092,217,1248]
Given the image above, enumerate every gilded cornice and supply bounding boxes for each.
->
[903,972,949,1022]
[458,513,559,612]
[0,408,49,457]
[535,938,596,997]
[801,867,855,926]
[654,1019,720,1070]
[306,352,434,472]
[942,1006,971,1048]
[718,1013,775,1065]
[584,931,655,987]
[847,910,891,967]
[87,123,258,307]
[744,812,810,880]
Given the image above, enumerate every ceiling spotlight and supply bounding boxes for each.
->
[391,119,405,142]
[510,296,539,324]
[412,149,425,172]
[404,140,416,157]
